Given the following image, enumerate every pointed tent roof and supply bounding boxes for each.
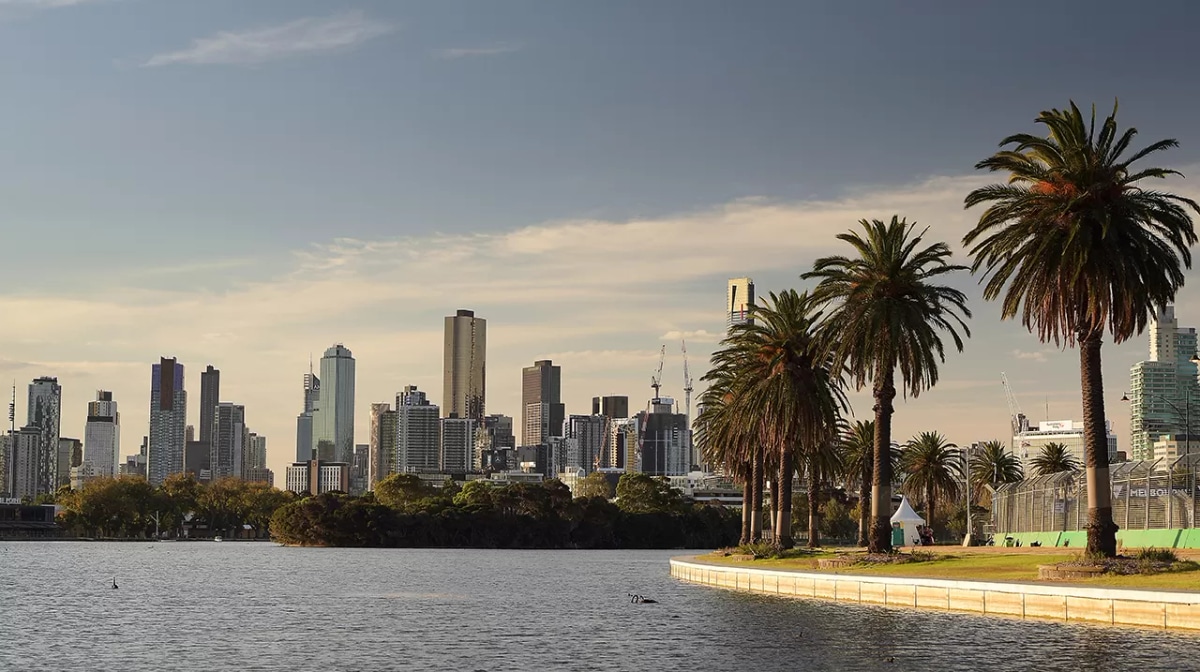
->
[890,496,926,525]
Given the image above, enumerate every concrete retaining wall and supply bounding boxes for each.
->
[670,557,1200,632]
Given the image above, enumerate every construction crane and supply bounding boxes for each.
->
[1001,372,1024,435]
[681,339,694,425]
[651,344,666,400]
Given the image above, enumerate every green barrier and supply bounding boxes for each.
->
[996,528,1200,548]
[1117,529,1182,549]
[1057,531,1086,548]
[997,531,1061,548]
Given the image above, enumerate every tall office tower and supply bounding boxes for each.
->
[0,433,9,497]
[312,344,355,463]
[296,367,320,462]
[211,403,246,480]
[591,395,629,419]
[247,433,267,471]
[396,386,440,473]
[522,359,564,445]
[199,365,219,469]
[58,437,82,482]
[148,357,187,486]
[1129,305,1200,460]
[638,397,689,476]
[10,426,43,499]
[83,390,120,479]
[444,309,486,421]
[564,414,606,474]
[368,403,397,490]
[27,376,62,493]
[440,418,476,473]
[727,277,756,331]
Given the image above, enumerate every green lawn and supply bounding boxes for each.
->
[697,551,1200,591]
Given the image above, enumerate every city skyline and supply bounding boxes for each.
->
[4,2,1200,482]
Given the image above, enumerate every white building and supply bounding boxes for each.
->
[1129,305,1200,460]
[397,386,440,473]
[83,390,120,479]
[1149,435,1200,462]
[440,417,476,473]
[285,459,350,495]
[727,277,755,331]
[1012,419,1119,473]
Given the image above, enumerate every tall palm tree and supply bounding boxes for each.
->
[706,289,848,549]
[805,217,971,552]
[1030,442,1081,476]
[900,431,962,531]
[695,374,758,544]
[963,101,1199,556]
[971,440,1024,502]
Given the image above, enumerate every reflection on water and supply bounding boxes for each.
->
[0,543,1195,671]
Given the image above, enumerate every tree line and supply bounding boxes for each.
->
[269,472,740,549]
[697,101,1199,557]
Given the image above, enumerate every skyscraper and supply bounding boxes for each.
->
[440,418,476,473]
[564,414,606,474]
[397,386,440,473]
[247,433,267,471]
[1129,305,1200,460]
[444,309,486,421]
[727,277,755,331]
[638,397,689,476]
[199,365,220,456]
[27,376,62,493]
[296,366,320,462]
[522,360,564,446]
[148,357,187,486]
[591,395,629,420]
[211,403,246,479]
[10,426,43,499]
[368,402,397,490]
[83,390,120,479]
[312,344,355,463]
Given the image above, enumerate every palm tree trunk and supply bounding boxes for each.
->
[750,449,764,542]
[769,477,779,541]
[926,481,935,540]
[740,471,752,545]
[1080,331,1118,557]
[777,450,794,549]
[869,368,897,553]
[807,465,821,549]
[858,448,871,547]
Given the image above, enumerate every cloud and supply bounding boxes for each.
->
[1013,349,1050,363]
[0,0,103,6]
[434,42,522,59]
[142,11,393,67]
[660,329,723,344]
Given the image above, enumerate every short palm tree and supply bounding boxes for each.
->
[963,101,1199,556]
[900,431,962,530]
[839,420,874,547]
[1030,442,1080,476]
[803,436,844,548]
[695,373,759,544]
[971,440,1024,502]
[705,289,848,549]
[805,217,971,552]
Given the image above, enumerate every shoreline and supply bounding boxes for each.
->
[670,555,1200,632]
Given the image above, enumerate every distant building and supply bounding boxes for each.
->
[369,403,397,490]
[120,437,148,479]
[27,376,62,493]
[522,360,564,446]
[351,443,369,495]
[57,437,81,487]
[591,395,629,420]
[564,414,606,474]
[247,433,267,471]
[312,344,355,464]
[1013,419,1118,472]
[1129,305,1200,460]
[184,440,210,482]
[84,390,122,480]
[440,418,476,473]
[244,467,274,487]
[10,427,43,499]
[199,365,220,470]
[609,417,639,471]
[727,277,755,331]
[397,386,440,473]
[285,459,349,495]
[211,403,246,480]
[444,309,486,421]
[638,397,689,476]
[476,414,515,471]
[296,367,320,462]
[148,358,187,486]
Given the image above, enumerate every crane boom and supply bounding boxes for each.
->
[651,344,666,400]
[681,339,694,421]
[1001,372,1023,435]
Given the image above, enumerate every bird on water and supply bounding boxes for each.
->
[628,593,657,604]
[111,578,118,590]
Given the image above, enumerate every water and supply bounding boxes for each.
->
[1,542,1197,672]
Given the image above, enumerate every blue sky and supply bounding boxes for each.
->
[3,0,1200,478]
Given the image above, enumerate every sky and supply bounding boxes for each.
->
[4,0,1200,480]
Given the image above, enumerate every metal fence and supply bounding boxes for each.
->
[992,454,1200,533]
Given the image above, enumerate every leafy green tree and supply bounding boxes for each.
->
[805,217,971,552]
[574,471,615,500]
[615,473,682,514]
[374,474,430,508]
[453,480,495,508]
[158,473,201,536]
[964,102,1199,556]
[1030,442,1080,476]
[900,431,962,530]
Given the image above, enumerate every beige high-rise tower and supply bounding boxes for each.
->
[443,309,486,421]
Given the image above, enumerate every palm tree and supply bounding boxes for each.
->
[839,420,874,547]
[805,217,971,552]
[1030,442,1080,476]
[963,101,1199,556]
[705,289,848,549]
[695,374,758,544]
[971,440,1024,502]
[803,436,844,548]
[900,431,962,531]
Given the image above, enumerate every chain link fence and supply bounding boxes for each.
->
[992,454,1200,533]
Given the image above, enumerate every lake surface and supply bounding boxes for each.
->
[1,542,1197,671]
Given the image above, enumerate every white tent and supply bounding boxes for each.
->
[889,496,926,547]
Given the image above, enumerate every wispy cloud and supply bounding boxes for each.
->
[142,11,393,67]
[660,329,723,344]
[434,42,522,59]
[0,0,104,7]
[1012,349,1052,363]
